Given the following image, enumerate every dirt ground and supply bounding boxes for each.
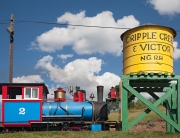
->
[129,119,166,132]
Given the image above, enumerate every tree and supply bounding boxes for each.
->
[134,99,147,109]
[114,84,136,109]
[107,100,119,111]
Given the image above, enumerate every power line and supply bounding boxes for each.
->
[16,20,131,29]
[1,19,180,32]
[0,22,8,24]
[0,20,9,24]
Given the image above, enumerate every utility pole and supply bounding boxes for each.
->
[7,14,14,83]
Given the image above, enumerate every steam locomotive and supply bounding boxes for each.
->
[41,85,109,130]
[1,83,117,131]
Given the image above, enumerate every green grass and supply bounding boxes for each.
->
[129,105,165,122]
[108,111,119,121]
[0,131,180,138]
[108,105,166,123]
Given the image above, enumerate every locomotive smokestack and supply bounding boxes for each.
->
[97,86,104,102]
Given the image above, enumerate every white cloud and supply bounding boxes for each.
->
[35,55,120,100]
[57,54,73,60]
[173,41,180,60]
[32,11,139,56]
[13,75,44,83]
[147,0,180,16]
[31,41,37,46]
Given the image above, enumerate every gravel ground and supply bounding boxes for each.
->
[129,119,166,132]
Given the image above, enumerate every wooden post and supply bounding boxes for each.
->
[7,14,14,83]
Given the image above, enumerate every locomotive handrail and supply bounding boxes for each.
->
[80,107,85,121]
[54,101,73,115]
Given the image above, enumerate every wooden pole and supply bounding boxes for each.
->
[8,14,14,83]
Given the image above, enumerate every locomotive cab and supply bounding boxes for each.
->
[1,83,49,127]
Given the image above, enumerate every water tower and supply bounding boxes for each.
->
[120,24,180,132]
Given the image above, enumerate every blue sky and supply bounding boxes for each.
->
[0,0,180,100]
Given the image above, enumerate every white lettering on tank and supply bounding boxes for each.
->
[19,107,25,115]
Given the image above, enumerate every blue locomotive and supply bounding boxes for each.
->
[1,83,112,131]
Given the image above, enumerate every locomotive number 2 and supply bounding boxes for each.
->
[19,107,25,115]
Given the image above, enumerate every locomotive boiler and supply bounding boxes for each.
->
[42,86,108,122]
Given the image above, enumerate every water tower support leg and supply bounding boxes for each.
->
[126,87,173,130]
[166,95,173,132]
[178,79,180,130]
[121,82,128,131]
[166,83,179,132]
[171,87,176,132]
[121,73,180,132]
